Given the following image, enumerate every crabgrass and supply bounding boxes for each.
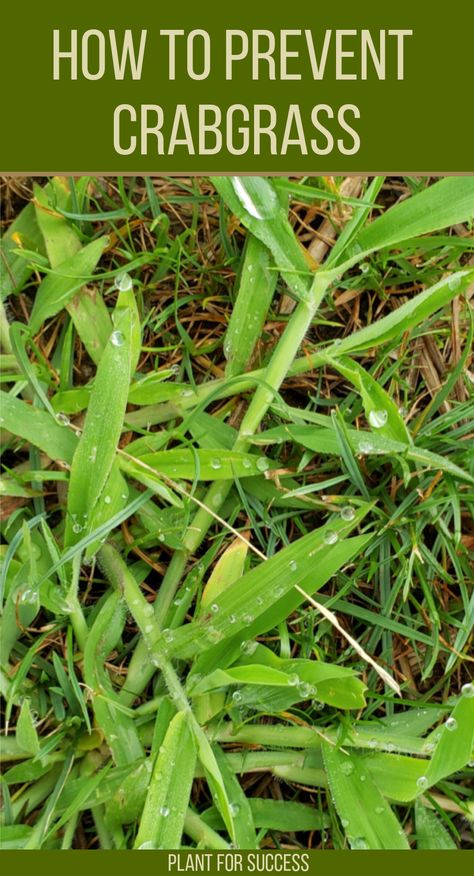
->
[0,175,473,851]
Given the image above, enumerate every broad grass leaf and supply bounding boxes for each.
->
[366,753,429,802]
[224,188,286,378]
[414,801,456,849]
[322,742,410,849]
[128,371,179,404]
[326,355,411,444]
[0,393,77,462]
[84,461,129,559]
[67,287,113,366]
[0,825,34,850]
[213,745,257,849]
[115,284,142,376]
[425,693,474,787]
[212,177,313,303]
[256,423,474,484]
[138,448,275,481]
[65,306,132,546]
[16,699,40,756]
[189,534,372,679]
[318,270,474,358]
[201,537,248,609]
[161,507,372,661]
[29,236,109,332]
[83,591,143,767]
[1,193,48,301]
[33,179,81,267]
[134,711,196,850]
[345,176,474,269]
[189,657,366,711]
[191,723,236,843]
[202,798,328,832]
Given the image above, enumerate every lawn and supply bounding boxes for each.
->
[0,175,473,850]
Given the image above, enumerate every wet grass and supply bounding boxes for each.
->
[0,175,473,850]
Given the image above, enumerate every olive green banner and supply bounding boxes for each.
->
[1,850,472,874]
[1,0,473,173]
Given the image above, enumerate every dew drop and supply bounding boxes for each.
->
[461,682,474,698]
[351,837,368,850]
[242,458,253,469]
[72,522,83,534]
[211,458,222,470]
[340,761,355,776]
[159,806,170,818]
[256,457,269,472]
[104,495,112,505]
[368,409,388,429]
[115,272,133,292]
[207,627,223,644]
[289,559,298,571]
[210,603,219,614]
[232,690,243,703]
[445,716,457,731]
[229,614,236,624]
[55,412,70,427]
[20,589,38,605]
[298,682,313,698]
[88,447,97,463]
[162,629,174,643]
[341,818,350,829]
[340,505,355,522]
[288,674,300,687]
[359,440,374,454]
[110,330,124,347]
[324,530,338,546]
[375,806,385,815]
[229,802,240,816]
[416,775,428,790]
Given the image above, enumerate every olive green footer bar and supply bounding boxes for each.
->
[1,850,469,876]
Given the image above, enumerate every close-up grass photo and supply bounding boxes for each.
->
[0,174,473,851]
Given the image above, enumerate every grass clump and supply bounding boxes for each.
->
[0,174,473,850]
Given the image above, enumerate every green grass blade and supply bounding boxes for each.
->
[0,392,77,462]
[29,235,109,332]
[322,742,410,849]
[64,306,132,546]
[134,711,196,850]
[415,801,456,849]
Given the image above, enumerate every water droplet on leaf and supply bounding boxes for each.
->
[110,330,124,347]
[368,409,388,429]
[340,505,355,521]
